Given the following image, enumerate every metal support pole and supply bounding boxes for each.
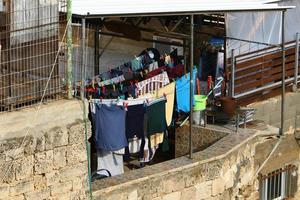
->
[67,0,73,99]
[81,18,86,100]
[189,15,194,159]
[280,11,286,136]
[94,25,100,76]
[81,18,93,200]
[230,49,235,97]
[293,32,299,92]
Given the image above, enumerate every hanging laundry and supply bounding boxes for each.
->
[148,61,159,72]
[166,64,184,79]
[97,149,124,177]
[176,68,197,113]
[128,136,143,154]
[156,82,175,127]
[131,57,143,71]
[150,133,164,147]
[146,99,167,136]
[99,71,112,81]
[126,104,146,139]
[145,66,168,79]
[120,65,135,80]
[139,138,158,163]
[98,75,125,86]
[136,71,170,96]
[93,104,127,151]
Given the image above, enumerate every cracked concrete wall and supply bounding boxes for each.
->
[92,130,300,200]
[248,92,300,132]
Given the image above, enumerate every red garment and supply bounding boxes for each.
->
[166,64,184,79]
[145,64,185,80]
[145,66,167,79]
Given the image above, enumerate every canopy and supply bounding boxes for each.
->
[72,0,293,17]
[227,0,299,54]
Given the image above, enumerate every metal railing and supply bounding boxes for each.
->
[228,33,300,105]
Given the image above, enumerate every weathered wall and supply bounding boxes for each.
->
[175,125,229,158]
[249,92,300,132]
[0,100,89,200]
[92,126,300,200]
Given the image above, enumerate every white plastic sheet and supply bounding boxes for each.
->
[279,0,300,42]
[226,0,300,56]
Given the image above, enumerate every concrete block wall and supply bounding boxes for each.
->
[92,127,300,200]
[249,92,300,132]
[175,125,229,157]
[0,100,89,200]
[0,123,89,200]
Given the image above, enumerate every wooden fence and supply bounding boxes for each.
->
[228,40,300,106]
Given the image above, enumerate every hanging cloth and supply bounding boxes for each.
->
[146,99,167,136]
[156,82,175,127]
[175,68,197,113]
[136,71,170,96]
[93,104,127,151]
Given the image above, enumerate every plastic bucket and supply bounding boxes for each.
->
[220,97,237,116]
[194,95,207,111]
[193,110,205,126]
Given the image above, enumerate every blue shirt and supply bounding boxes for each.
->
[94,104,127,151]
[176,68,197,113]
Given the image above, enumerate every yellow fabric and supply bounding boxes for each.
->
[150,133,164,147]
[156,82,175,127]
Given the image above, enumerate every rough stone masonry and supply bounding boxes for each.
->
[0,100,89,200]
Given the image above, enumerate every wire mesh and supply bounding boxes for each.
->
[0,0,67,112]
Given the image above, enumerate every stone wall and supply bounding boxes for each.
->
[175,125,229,157]
[248,92,300,132]
[0,100,89,200]
[92,126,300,200]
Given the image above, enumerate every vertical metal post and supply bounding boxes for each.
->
[189,15,194,159]
[94,25,100,76]
[293,32,299,92]
[231,49,235,97]
[224,15,227,71]
[81,18,93,200]
[280,10,286,136]
[67,0,73,99]
[81,18,86,100]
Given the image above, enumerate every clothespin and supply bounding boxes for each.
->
[140,71,143,78]
[123,102,128,111]
[163,93,167,102]
[120,83,123,92]
[102,86,106,94]
[92,80,95,89]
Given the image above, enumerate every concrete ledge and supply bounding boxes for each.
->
[0,100,84,140]
[92,124,275,196]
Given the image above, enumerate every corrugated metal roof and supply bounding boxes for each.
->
[72,0,294,17]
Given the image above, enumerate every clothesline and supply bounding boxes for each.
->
[89,96,166,107]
